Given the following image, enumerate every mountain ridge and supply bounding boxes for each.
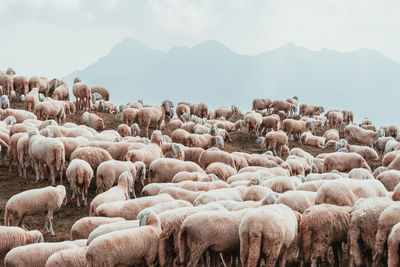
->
[64,37,400,126]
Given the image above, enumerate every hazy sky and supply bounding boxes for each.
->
[1,0,400,77]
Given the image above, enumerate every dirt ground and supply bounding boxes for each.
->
[0,103,382,265]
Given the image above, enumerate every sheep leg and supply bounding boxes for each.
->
[49,165,56,186]
[32,159,40,182]
[187,243,208,267]
[332,243,342,267]
[279,246,288,267]
[84,183,89,206]
[48,210,55,236]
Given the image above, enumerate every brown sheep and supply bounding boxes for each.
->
[373,203,400,266]
[239,204,299,267]
[70,146,113,173]
[264,130,288,156]
[388,222,400,267]
[244,111,262,137]
[347,144,379,160]
[72,79,91,111]
[122,108,139,125]
[148,158,203,183]
[198,148,236,170]
[270,99,295,116]
[205,162,237,181]
[344,124,384,147]
[323,152,371,172]
[300,204,351,266]
[79,112,104,131]
[348,197,392,267]
[252,97,272,111]
[193,102,208,118]
[377,170,400,191]
[13,76,29,96]
[90,86,110,101]
[137,100,171,138]
[281,119,309,140]
[259,115,279,135]
[315,179,388,206]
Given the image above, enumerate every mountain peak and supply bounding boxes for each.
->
[192,39,232,53]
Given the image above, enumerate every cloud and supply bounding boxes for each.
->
[1,0,400,77]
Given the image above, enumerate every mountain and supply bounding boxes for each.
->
[64,38,400,126]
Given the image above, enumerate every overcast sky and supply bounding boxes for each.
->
[1,0,400,78]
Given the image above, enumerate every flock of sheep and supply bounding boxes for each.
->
[1,67,400,266]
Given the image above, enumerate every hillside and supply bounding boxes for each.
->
[65,38,400,126]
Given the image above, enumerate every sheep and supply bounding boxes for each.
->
[178,208,252,266]
[185,133,224,149]
[214,105,239,119]
[4,185,67,235]
[157,204,226,266]
[346,144,380,160]
[70,146,113,173]
[375,136,395,154]
[193,102,208,118]
[193,188,242,205]
[381,125,399,138]
[45,246,87,267]
[205,162,237,181]
[176,180,229,191]
[124,132,163,167]
[51,84,69,100]
[122,107,139,125]
[282,118,309,140]
[66,159,94,207]
[137,100,171,137]
[373,203,400,266]
[263,190,317,213]
[28,130,65,185]
[384,139,400,155]
[148,158,203,183]
[271,99,295,116]
[323,152,371,172]
[348,197,392,267]
[0,108,37,122]
[264,130,288,156]
[73,79,91,111]
[376,170,400,191]
[315,179,388,206]
[0,226,43,257]
[300,131,325,148]
[176,103,190,118]
[242,185,274,201]
[198,148,236,170]
[296,180,331,192]
[117,123,131,137]
[86,209,161,266]
[95,193,175,219]
[70,216,126,240]
[344,124,385,147]
[300,204,351,266]
[86,220,139,245]
[13,76,29,96]
[90,171,135,216]
[239,204,299,267]
[79,112,104,131]
[35,100,65,122]
[323,129,340,143]
[96,160,137,194]
[244,111,262,137]
[252,97,272,111]
[388,222,400,267]
[159,187,204,203]
[4,240,85,267]
[348,167,374,180]
[327,110,344,129]
[56,136,89,161]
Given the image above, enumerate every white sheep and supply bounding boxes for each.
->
[28,129,65,185]
[89,171,135,216]
[45,246,87,267]
[4,240,84,267]
[66,159,94,208]
[86,220,139,245]
[96,160,137,194]
[4,185,67,235]
[86,209,162,266]
[70,216,126,240]
[0,226,44,257]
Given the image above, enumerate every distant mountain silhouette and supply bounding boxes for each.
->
[64,37,400,126]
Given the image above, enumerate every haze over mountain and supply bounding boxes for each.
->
[64,37,400,126]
